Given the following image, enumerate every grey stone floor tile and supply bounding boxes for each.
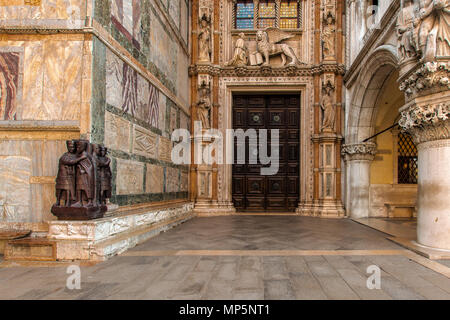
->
[232,288,264,300]
[313,276,361,300]
[264,280,296,300]
[1,216,448,300]
[289,273,328,300]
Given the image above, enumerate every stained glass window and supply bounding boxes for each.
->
[234,0,301,30]
[236,1,254,29]
[258,1,276,28]
[280,0,299,29]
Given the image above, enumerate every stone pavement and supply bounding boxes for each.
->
[0,216,449,300]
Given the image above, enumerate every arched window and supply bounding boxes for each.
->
[234,0,302,30]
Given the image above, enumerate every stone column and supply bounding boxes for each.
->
[342,143,377,219]
[399,92,450,250]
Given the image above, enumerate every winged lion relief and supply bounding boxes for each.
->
[249,28,302,67]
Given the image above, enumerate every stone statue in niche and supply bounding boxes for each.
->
[227,33,248,67]
[198,13,212,63]
[256,28,301,66]
[52,140,111,220]
[416,0,450,61]
[96,146,112,205]
[397,0,418,62]
[322,11,336,58]
[321,82,336,132]
[197,86,211,129]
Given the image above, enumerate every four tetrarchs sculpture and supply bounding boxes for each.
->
[52,140,112,221]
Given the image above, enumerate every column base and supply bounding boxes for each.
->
[296,201,346,218]
[194,200,237,216]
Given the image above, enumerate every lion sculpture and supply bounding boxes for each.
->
[256,28,301,66]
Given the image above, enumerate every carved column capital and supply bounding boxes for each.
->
[399,101,450,144]
[341,142,377,161]
[399,62,450,101]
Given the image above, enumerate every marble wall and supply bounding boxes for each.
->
[0,0,191,228]
[90,0,191,207]
[94,0,190,107]
[0,35,86,121]
[0,49,22,120]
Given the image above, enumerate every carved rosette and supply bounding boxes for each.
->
[341,143,377,161]
[399,62,450,99]
[399,102,450,144]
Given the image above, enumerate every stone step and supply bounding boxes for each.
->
[0,230,31,254]
[4,238,57,262]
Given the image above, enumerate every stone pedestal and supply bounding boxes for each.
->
[342,143,377,219]
[399,91,450,250]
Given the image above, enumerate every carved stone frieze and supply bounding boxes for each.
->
[342,143,377,161]
[399,102,450,144]
[188,64,346,78]
[399,61,450,98]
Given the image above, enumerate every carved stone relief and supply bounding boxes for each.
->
[396,0,450,64]
[342,142,378,161]
[255,28,301,66]
[227,32,248,67]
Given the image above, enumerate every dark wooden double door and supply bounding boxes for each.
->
[232,94,300,212]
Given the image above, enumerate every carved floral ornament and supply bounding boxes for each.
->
[341,143,378,161]
[399,61,450,97]
[399,102,450,143]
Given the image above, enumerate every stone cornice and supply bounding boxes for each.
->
[342,142,377,161]
[189,63,346,78]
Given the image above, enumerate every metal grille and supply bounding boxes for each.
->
[398,133,418,184]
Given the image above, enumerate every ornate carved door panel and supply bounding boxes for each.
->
[232,94,300,212]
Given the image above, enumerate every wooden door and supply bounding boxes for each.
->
[232,94,300,212]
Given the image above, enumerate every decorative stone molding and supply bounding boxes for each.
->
[399,102,450,144]
[399,62,450,98]
[342,143,377,161]
[188,63,346,78]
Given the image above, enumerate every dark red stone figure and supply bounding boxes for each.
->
[55,140,85,207]
[52,140,110,221]
[96,146,112,205]
[72,140,96,208]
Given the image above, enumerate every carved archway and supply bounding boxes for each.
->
[347,45,399,144]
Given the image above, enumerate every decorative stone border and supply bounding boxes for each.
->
[47,202,194,261]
